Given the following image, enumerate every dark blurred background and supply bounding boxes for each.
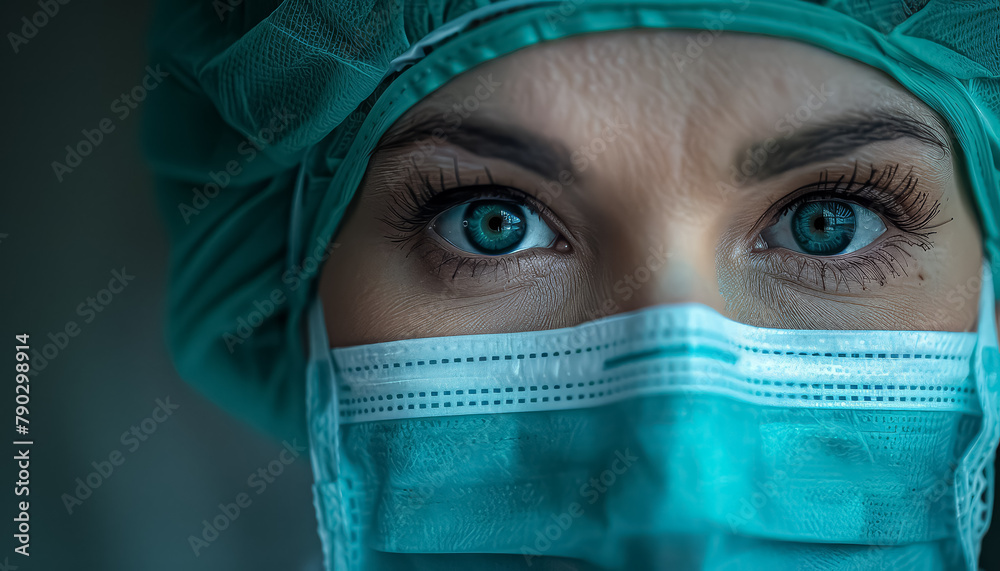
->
[0,0,997,569]
[1,0,323,569]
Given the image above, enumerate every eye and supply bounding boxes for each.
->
[760,199,887,256]
[430,199,558,255]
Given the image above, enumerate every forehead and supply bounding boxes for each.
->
[404,30,943,147]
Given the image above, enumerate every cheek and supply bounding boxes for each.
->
[317,202,398,347]
[319,241,439,347]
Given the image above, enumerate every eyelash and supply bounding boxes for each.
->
[380,163,562,279]
[382,160,948,288]
[751,161,949,291]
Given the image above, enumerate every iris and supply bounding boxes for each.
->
[462,201,526,254]
[790,201,857,255]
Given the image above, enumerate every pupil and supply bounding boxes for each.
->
[813,216,827,232]
[488,216,503,233]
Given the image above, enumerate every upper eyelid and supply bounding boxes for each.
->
[770,181,886,221]
[378,162,572,246]
[399,157,577,235]
[750,162,939,234]
[413,183,547,216]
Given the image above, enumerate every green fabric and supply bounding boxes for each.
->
[143,0,1000,440]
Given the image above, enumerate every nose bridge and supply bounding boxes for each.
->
[608,230,727,315]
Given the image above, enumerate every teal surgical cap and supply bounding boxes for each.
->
[143,0,1000,441]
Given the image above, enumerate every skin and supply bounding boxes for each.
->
[318,30,999,347]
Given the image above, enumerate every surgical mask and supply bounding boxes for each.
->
[305,264,999,571]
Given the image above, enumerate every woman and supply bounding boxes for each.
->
[144,0,1000,569]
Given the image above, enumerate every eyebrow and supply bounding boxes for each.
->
[739,109,951,184]
[375,111,574,180]
[377,107,951,189]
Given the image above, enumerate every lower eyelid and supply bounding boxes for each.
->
[750,232,931,292]
[407,232,554,282]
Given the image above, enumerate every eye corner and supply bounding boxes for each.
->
[748,233,769,253]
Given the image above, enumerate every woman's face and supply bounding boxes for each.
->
[319,30,996,346]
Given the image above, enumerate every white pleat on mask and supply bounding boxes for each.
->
[331,306,979,423]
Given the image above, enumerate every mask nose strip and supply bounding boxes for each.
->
[603,343,739,370]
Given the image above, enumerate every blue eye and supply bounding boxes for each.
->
[761,200,886,256]
[430,200,557,255]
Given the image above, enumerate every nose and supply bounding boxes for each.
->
[609,237,728,315]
